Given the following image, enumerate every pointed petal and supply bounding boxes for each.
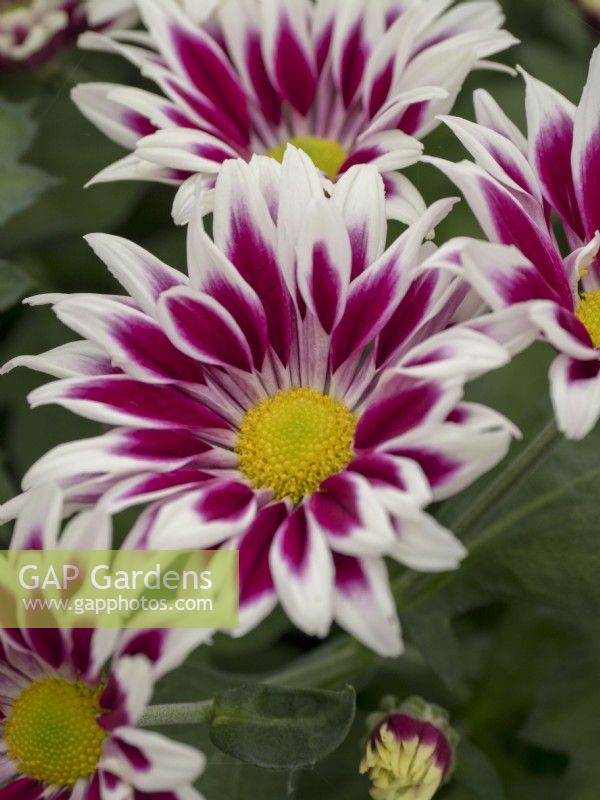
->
[148,482,257,548]
[333,554,402,657]
[158,286,254,371]
[112,727,204,791]
[391,511,466,572]
[530,300,596,359]
[10,484,62,551]
[572,45,600,239]
[521,66,583,238]
[213,159,292,363]
[355,375,462,451]
[28,376,229,430]
[53,296,206,384]
[296,198,352,334]
[270,505,334,638]
[332,164,386,278]
[261,0,316,114]
[237,502,288,635]
[309,471,395,556]
[549,354,600,440]
[84,233,188,317]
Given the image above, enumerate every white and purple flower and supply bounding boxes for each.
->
[2,150,517,657]
[0,0,133,69]
[0,484,206,800]
[71,0,516,223]
[426,45,600,439]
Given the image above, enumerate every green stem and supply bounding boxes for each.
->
[446,417,560,542]
[140,637,376,727]
[140,700,212,727]
[265,637,378,689]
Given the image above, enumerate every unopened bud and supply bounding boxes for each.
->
[360,696,458,800]
[576,0,600,30]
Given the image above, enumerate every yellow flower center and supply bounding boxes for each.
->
[237,387,356,502]
[576,288,600,347]
[5,677,106,786]
[266,135,348,178]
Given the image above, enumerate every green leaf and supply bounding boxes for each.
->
[520,626,600,800]
[0,259,32,312]
[210,684,356,769]
[0,162,57,226]
[449,739,507,800]
[0,100,57,226]
[402,612,465,694]
[0,100,37,165]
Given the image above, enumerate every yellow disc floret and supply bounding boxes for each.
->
[5,677,106,786]
[237,387,356,502]
[267,136,348,178]
[576,288,600,348]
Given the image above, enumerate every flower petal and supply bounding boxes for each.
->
[331,198,457,369]
[270,505,334,638]
[296,198,352,334]
[53,296,206,384]
[9,484,62,551]
[28,375,229,430]
[236,502,288,636]
[549,354,600,440]
[111,727,204,791]
[333,554,402,657]
[158,286,254,371]
[261,0,317,114]
[187,207,269,369]
[309,471,395,556]
[84,233,188,317]
[391,511,466,572]
[100,655,153,729]
[572,44,600,240]
[521,67,583,238]
[147,481,257,548]
[139,0,251,141]
[213,159,292,363]
[530,301,596,360]
[332,164,386,279]
[355,375,463,451]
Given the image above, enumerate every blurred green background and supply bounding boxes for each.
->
[0,1,599,798]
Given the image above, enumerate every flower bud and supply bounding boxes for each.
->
[576,0,600,31]
[360,696,458,800]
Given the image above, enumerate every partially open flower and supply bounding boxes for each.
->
[360,696,457,800]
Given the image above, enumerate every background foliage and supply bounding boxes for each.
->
[0,1,598,798]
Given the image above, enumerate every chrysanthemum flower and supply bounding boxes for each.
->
[2,150,517,656]
[426,46,600,439]
[71,0,516,223]
[0,0,133,69]
[0,483,207,800]
[360,696,457,800]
